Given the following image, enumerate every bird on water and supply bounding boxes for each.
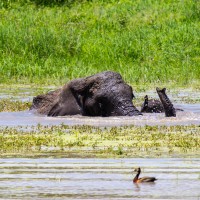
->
[133,167,157,183]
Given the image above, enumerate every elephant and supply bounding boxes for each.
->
[156,87,176,117]
[141,87,177,117]
[30,71,142,117]
[141,95,164,113]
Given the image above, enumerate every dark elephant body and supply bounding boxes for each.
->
[141,95,164,113]
[31,71,141,117]
[156,87,176,117]
[31,87,82,115]
[141,92,183,115]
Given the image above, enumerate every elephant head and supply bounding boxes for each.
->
[31,71,142,117]
[156,87,176,117]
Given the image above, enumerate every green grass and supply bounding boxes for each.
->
[1,124,200,157]
[0,0,200,86]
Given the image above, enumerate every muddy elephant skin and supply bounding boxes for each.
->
[141,94,183,115]
[139,87,177,117]
[156,87,176,117]
[30,71,142,117]
[141,95,164,113]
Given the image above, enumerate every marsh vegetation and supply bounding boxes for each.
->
[1,124,200,157]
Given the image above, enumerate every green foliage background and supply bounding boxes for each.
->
[0,0,200,85]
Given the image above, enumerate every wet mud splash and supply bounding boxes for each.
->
[0,157,199,199]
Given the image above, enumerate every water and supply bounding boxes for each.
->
[0,103,200,127]
[0,157,199,199]
[0,88,199,199]
[0,87,200,127]
[0,86,55,102]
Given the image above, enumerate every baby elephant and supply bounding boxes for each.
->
[141,87,177,117]
[141,95,164,113]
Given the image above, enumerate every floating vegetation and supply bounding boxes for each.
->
[0,99,31,112]
[0,124,199,158]
[174,98,200,104]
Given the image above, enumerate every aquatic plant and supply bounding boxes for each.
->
[0,124,199,158]
[0,99,31,112]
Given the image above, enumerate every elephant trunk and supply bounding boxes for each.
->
[156,87,176,117]
[111,99,142,116]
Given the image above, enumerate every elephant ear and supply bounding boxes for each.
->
[47,100,62,116]
[48,76,97,116]
[48,85,82,116]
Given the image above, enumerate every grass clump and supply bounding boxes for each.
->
[1,124,200,157]
[0,0,200,86]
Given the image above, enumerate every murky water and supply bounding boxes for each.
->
[0,87,200,126]
[0,89,200,199]
[0,86,55,102]
[0,157,199,199]
[0,102,200,127]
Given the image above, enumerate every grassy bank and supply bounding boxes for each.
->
[1,124,200,158]
[0,0,200,86]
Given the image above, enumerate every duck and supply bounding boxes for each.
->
[133,167,157,183]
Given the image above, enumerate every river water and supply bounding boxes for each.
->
[0,157,199,200]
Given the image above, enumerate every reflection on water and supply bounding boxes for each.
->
[0,103,200,127]
[0,157,199,199]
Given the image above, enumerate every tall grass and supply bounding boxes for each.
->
[0,0,200,85]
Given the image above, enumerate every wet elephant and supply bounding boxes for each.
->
[30,71,142,117]
[141,88,178,117]
[141,95,164,113]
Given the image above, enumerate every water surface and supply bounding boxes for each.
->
[0,157,199,199]
[0,103,200,127]
[0,88,200,199]
[0,88,200,127]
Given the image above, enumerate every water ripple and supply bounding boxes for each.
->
[0,158,199,199]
